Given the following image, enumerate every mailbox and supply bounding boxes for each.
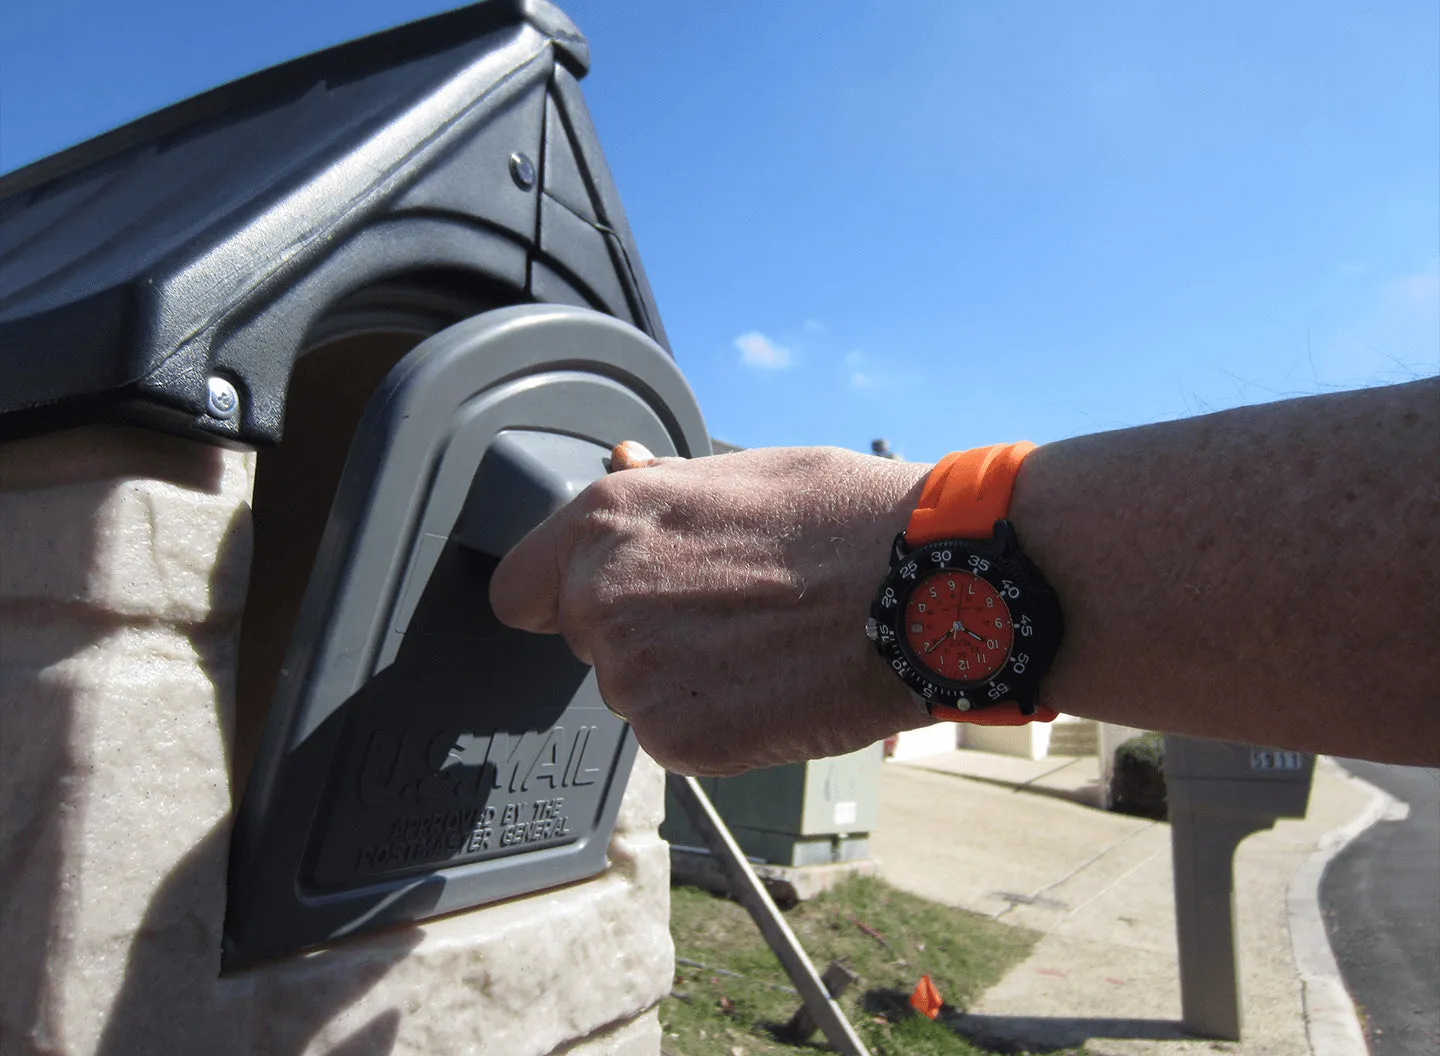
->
[224,305,709,967]
[1163,734,1315,1040]
[0,0,709,976]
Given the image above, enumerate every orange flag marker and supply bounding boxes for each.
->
[909,974,943,1019]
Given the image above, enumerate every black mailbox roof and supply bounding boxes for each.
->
[0,0,667,445]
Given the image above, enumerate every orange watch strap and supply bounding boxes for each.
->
[906,441,1036,544]
[905,441,1052,725]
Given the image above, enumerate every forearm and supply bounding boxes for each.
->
[1009,377,1439,764]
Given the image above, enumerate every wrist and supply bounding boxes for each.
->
[830,456,936,741]
[866,443,1064,725]
[860,458,938,732]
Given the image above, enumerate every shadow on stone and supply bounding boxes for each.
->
[326,1011,402,1056]
[93,821,422,1055]
[0,428,231,1049]
[85,505,421,1053]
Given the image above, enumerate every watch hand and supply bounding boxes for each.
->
[952,595,979,640]
[948,612,986,643]
[925,621,963,654]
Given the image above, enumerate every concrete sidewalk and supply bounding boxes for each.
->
[870,749,1383,1056]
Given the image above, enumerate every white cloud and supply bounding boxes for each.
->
[1394,268,1440,306]
[803,318,826,334]
[844,351,896,389]
[733,331,794,369]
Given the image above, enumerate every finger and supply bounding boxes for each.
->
[606,440,690,473]
[488,508,566,634]
[607,440,658,471]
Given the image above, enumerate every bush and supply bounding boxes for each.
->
[1110,732,1168,819]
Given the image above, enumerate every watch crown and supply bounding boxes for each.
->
[864,617,879,641]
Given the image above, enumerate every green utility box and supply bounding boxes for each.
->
[662,743,884,867]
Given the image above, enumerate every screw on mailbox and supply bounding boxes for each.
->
[205,376,240,421]
[509,152,536,190]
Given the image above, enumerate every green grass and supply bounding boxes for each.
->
[661,875,1046,1056]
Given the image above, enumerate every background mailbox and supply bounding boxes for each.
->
[1165,737,1314,820]
[1164,734,1315,1040]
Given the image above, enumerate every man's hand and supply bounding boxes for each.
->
[488,446,933,775]
[489,379,1440,769]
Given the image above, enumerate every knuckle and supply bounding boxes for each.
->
[590,635,643,706]
[632,716,733,777]
[577,471,631,516]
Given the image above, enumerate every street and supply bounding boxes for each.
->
[1320,760,1440,1056]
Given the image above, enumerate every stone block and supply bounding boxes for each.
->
[554,1010,661,1056]
[0,426,669,1055]
[614,751,666,835]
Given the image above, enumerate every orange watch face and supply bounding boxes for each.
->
[903,569,1014,682]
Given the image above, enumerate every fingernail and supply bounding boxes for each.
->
[608,440,658,471]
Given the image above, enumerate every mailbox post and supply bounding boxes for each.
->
[1163,735,1315,1040]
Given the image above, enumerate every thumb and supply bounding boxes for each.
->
[488,510,563,634]
[608,439,686,472]
[490,439,683,633]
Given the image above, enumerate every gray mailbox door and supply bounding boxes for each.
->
[223,305,709,968]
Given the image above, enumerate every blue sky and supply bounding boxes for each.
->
[3,1,1436,460]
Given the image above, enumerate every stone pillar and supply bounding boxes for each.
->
[0,425,671,1055]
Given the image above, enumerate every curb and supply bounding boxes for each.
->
[1286,757,1410,1056]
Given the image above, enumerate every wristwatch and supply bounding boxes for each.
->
[866,442,1063,726]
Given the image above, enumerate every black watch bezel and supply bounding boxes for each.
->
[869,520,1063,715]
